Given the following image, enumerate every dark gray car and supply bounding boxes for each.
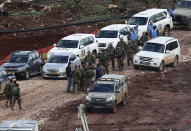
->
[173,0,191,30]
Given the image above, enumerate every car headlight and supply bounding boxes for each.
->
[47,51,52,58]
[85,96,91,101]
[152,58,159,62]
[106,96,113,102]
[43,67,47,72]
[59,68,66,72]
[17,66,25,71]
[134,55,139,60]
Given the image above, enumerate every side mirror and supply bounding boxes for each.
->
[125,20,128,24]
[166,50,170,54]
[53,43,56,47]
[80,45,85,49]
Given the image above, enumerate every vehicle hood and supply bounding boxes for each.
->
[136,51,164,59]
[96,38,119,44]
[50,47,77,54]
[44,63,67,70]
[3,63,27,68]
[174,8,191,17]
[88,92,114,98]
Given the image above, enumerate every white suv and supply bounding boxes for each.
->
[133,37,180,72]
[47,33,99,59]
[126,8,173,39]
[95,24,131,51]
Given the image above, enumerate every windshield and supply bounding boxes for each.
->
[47,55,69,63]
[56,40,79,48]
[127,17,148,25]
[142,42,165,53]
[176,1,191,8]
[89,83,114,93]
[8,55,28,63]
[96,30,118,38]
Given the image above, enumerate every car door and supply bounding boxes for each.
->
[0,70,9,94]
[83,37,91,56]
[79,39,86,58]
[28,54,36,74]
[154,12,168,34]
[88,36,96,53]
[164,42,173,65]
[168,41,179,63]
[69,55,76,70]
[116,81,123,104]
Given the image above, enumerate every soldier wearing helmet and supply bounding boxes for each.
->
[106,43,116,71]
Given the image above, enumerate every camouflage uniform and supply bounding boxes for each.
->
[99,51,110,74]
[72,67,81,92]
[84,67,94,93]
[116,46,125,71]
[117,39,127,52]
[139,33,148,47]
[84,53,95,65]
[126,40,134,66]
[100,64,106,75]
[4,82,14,107]
[80,66,86,92]
[11,83,21,110]
[107,45,116,70]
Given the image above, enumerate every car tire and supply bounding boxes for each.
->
[133,65,139,70]
[112,102,117,113]
[172,56,178,67]
[24,70,30,80]
[38,65,43,75]
[158,61,164,72]
[121,95,127,106]
[187,20,191,31]
[163,26,170,36]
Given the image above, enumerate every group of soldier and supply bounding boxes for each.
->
[4,79,22,110]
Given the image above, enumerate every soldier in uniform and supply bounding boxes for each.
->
[80,63,86,92]
[116,45,125,71]
[126,38,134,66]
[98,50,109,74]
[107,43,116,71]
[84,66,94,93]
[117,38,127,52]
[4,79,14,107]
[72,65,81,93]
[84,50,95,65]
[139,32,148,47]
[11,80,22,110]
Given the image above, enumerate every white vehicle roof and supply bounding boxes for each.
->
[61,33,94,41]
[148,36,177,45]
[101,74,125,81]
[51,52,73,56]
[100,24,131,31]
[133,8,167,18]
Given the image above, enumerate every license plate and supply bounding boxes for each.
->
[94,106,103,109]
[140,61,150,65]
[50,72,57,75]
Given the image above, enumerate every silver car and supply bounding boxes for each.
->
[43,52,81,78]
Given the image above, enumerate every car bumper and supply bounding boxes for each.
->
[133,60,160,68]
[7,70,26,78]
[85,100,115,109]
[43,71,66,78]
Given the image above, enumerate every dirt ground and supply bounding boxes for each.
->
[0,29,190,131]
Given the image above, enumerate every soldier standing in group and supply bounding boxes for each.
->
[11,80,22,110]
[139,32,148,47]
[117,37,127,52]
[72,65,81,93]
[107,43,116,71]
[126,37,134,66]
[84,66,94,93]
[80,63,86,92]
[99,50,109,74]
[4,79,14,108]
[116,45,125,71]
[84,50,95,66]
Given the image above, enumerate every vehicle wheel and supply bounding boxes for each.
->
[163,26,170,36]
[187,20,191,31]
[133,65,139,70]
[24,70,30,80]
[38,65,43,75]
[158,61,164,72]
[172,56,178,67]
[112,102,117,113]
[85,107,91,112]
[121,95,127,106]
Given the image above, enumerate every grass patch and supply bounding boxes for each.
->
[10,10,44,17]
